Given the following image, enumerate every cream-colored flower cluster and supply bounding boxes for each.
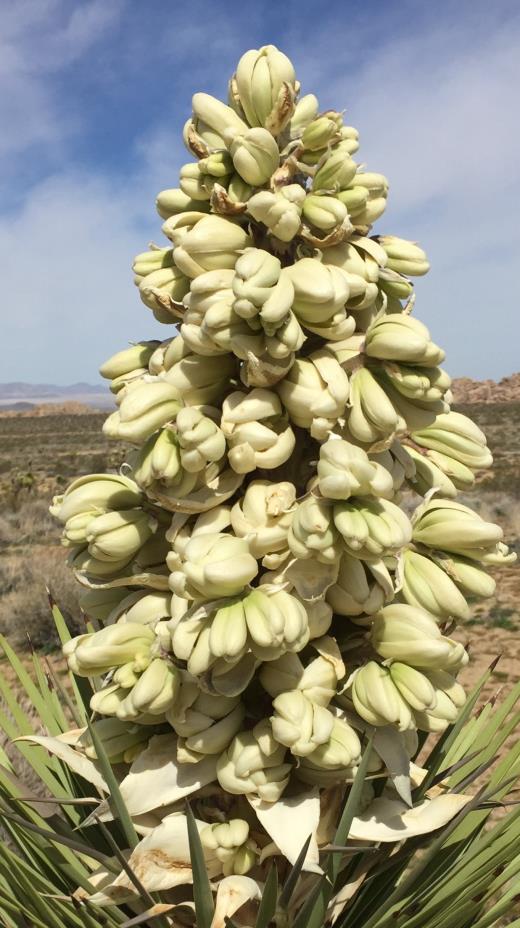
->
[51,44,515,880]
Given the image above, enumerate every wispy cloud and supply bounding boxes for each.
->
[0,0,518,382]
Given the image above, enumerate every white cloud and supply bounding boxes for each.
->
[0,0,122,168]
[0,171,167,384]
[0,0,518,383]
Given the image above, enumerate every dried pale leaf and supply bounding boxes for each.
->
[285,558,339,600]
[249,787,322,873]
[210,875,262,928]
[74,858,125,901]
[348,793,471,842]
[373,727,412,807]
[120,905,177,928]
[119,733,218,816]
[56,728,87,745]
[316,785,344,845]
[312,636,345,680]
[90,813,220,902]
[410,762,428,787]
[75,571,170,591]
[327,854,379,924]
[16,734,108,792]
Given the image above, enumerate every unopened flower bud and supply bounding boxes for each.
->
[170,215,252,278]
[371,604,468,670]
[247,186,305,242]
[302,194,348,231]
[200,819,258,876]
[103,381,182,444]
[350,662,414,730]
[374,235,430,276]
[169,532,258,600]
[271,691,334,756]
[234,45,296,131]
[230,127,279,185]
[221,388,295,474]
[64,622,155,676]
[217,720,292,802]
[117,658,180,720]
[176,407,226,472]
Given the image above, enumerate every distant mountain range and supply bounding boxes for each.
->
[0,382,112,410]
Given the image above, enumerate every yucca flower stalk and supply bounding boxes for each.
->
[0,42,518,928]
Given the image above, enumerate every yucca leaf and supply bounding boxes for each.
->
[186,801,215,928]
[254,862,278,928]
[305,735,374,928]
[85,717,138,849]
[278,833,313,911]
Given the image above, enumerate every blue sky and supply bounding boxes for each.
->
[1,0,519,384]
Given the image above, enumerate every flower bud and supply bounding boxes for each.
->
[221,388,295,474]
[110,590,172,626]
[410,410,493,471]
[288,496,341,564]
[131,428,182,488]
[318,437,393,500]
[176,407,226,472]
[116,658,180,720]
[200,820,258,876]
[326,552,394,617]
[350,662,414,730]
[333,496,412,558]
[437,555,496,598]
[284,259,350,326]
[347,367,399,445]
[302,194,348,231]
[163,349,236,407]
[312,149,357,192]
[156,188,211,220]
[302,113,342,150]
[230,480,295,563]
[365,315,445,367]
[289,94,319,137]
[271,691,334,756]
[85,509,156,563]
[277,349,349,440]
[234,45,296,130]
[261,652,338,706]
[50,474,142,524]
[175,701,245,763]
[298,716,361,786]
[169,532,258,600]
[216,720,292,802]
[413,670,466,732]
[170,215,252,278]
[64,622,155,676]
[103,381,182,444]
[388,663,437,712]
[99,342,158,384]
[375,235,430,276]
[191,92,248,148]
[198,150,234,178]
[137,264,190,322]
[232,248,294,331]
[371,604,468,670]
[229,127,279,185]
[179,162,211,201]
[401,549,470,621]
[412,498,505,557]
[89,683,128,716]
[247,185,305,242]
